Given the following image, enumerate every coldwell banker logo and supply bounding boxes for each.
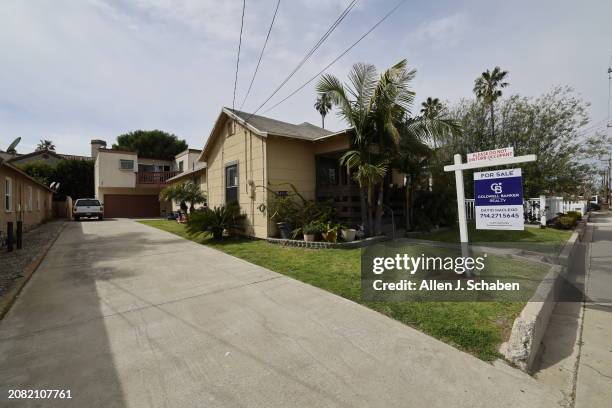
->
[490,182,503,194]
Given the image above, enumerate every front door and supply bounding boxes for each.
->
[225,164,238,204]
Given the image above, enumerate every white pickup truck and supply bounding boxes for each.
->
[73,198,104,221]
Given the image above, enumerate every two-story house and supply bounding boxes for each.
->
[92,140,202,218]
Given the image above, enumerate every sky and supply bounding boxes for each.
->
[1,0,611,156]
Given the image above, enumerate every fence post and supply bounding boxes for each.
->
[539,195,546,227]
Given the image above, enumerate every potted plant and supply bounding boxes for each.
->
[302,222,321,242]
[341,226,357,242]
[268,195,298,239]
[322,222,341,243]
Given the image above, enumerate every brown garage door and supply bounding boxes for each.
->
[103,194,160,218]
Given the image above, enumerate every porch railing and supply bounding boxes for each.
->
[137,171,179,185]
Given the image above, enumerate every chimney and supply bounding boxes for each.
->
[91,139,107,158]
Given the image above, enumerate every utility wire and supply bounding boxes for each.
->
[262,0,407,115]
[245,0,357,119]
[232,0,247,110]
[240,0,281,111]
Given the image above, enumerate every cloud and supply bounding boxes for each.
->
[409,12,470,49]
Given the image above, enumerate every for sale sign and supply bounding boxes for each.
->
[474,168,524,230]
[467,147,514,163]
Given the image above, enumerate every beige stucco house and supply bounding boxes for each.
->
[197,107,406,239]
[1,158,54,234]
[93,139,202,218]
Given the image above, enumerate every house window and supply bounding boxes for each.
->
[227,120,235,137]
[4,177,12,212]
[225,164,238,203]
[37,190,40,211]
[179,161,184,172]
[27,186,33,211]
[119,159,134,170]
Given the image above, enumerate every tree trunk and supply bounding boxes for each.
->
[490,103,495,148]
[405,183,412,230]
[322,114,325,129]
[374,182,384,236]
[367,186,373,237]
[359,185,368,236]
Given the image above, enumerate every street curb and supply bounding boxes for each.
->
[0,222,67,320]
[500,220,586,372]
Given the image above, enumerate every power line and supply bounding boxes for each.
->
[232,0,247,110]
[262,0,408,115]
[245,0,357,119]
[240,0,281,111]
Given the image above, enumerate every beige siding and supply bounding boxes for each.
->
[204,118,268,238]
[1,166,53,232]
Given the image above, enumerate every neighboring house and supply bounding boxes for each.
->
[7,149,92,167]
[197,107,406,239]
[0,158,54,234]
[93,139,202,218]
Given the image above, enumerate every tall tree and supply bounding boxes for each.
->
[473,66,509,147]
[314,93,332,129]
[317,60,417,236]
[450,85,601,197]
[113,130,188,160]
[36,139,55,151]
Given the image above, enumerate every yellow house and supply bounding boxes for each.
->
[1,158,54,233]
[198,108,407,239]
[165,163,208,212]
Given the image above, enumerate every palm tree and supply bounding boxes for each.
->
[473,66,509,147]
[314,93,332,129]
[36,139,55,151]
[317,60,416,236]
[160,181,206,214]
[420,97,445,148]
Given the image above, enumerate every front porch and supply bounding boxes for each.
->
[315,152,406,232]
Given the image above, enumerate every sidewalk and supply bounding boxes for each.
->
[574,212,612,408]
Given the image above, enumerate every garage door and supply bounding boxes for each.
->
[103,194,160,218]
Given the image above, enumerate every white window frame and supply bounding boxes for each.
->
[4,177,12,212]
[119,159,135,171]
[27,185,33,211]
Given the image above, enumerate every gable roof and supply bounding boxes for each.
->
[7,149,92,164]
[225,108,334,140]
[199,107,349,161]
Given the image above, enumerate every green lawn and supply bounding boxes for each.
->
[139,220,551,361]
[412,224,572,251]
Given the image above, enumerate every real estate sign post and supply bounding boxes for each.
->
[443,149,537,272]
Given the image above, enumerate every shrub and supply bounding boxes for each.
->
[411,190,457,231]
[186,203,245,239]
[554,215,577,230]
[566,211,582,221]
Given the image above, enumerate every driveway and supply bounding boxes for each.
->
[0,219,562,407]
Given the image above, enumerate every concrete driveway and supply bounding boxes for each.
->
[0,219,562,407]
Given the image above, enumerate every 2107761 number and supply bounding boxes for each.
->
[8,389,72,399]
